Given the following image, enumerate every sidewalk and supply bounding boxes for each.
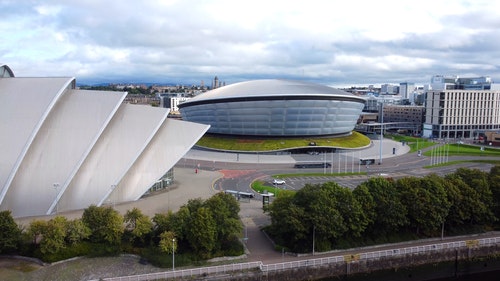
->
[15,167,221,227]
[184,138,410,164]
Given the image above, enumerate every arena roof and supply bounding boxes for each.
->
[179,79,365,108]
[0,65,210,217]
[179,79,366,137]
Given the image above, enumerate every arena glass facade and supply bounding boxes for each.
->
[179,79,366,136]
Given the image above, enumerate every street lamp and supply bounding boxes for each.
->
[110,184,117,208]
[379,102,384,165]
[172,238,175,271]
[53,183,60,214]
[312,225,316,256]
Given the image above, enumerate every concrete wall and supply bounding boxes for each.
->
[204,245,500,281]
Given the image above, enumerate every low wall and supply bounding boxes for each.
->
[101,237,500,281]
[243,245,500,281]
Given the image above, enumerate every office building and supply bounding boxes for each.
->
[423,87,500,139]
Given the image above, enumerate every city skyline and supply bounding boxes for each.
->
[2,0,500,87]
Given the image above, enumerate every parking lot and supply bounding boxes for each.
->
[266,172,409,190]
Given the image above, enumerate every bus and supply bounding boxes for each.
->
[224,190,255,199]
[294,162,332,169]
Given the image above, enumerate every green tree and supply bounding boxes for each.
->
[125,208,153,244]
[440,176,467,227]
[124,208,143,230]
[82,205,124,245]
[40,216,68,255]
[453,168,495,213]
[445,174,494,225]
[267,193,307,250]
[204,192,242,249]
[352,184,376,229]
[170,205,190,242]
[132,215,153,244]
[397,175,450,236]
[298,184,345,251]
[26,220,47,246]
[359,177,408,235]
[0,210,21,254]
[323,182,368,238]
[186,207,216,258]
[185,198,205,213]
[152,211,175,237]
[65,218,91,245]
[158,231,176,254]
[488,165,500,220]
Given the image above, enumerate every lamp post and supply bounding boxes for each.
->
[53,183,60,214]
[110,184,117,208]
[172,238,175,271]
[312,225,316,256]
[379,102,384,165]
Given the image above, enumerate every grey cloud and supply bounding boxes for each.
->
[3,0,500,86]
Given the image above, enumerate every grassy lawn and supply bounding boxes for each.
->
[251,180,295,197]
[423,143,500,157]
[196,131,371,151]
[388,134,434,153]
[388,134,500,157]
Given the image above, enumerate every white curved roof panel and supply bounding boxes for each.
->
[58,103,168,212]
[0,77,75,206]
[0,65,210,218]
[110,118,210,202]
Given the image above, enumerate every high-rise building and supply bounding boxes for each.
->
[430,75,499,90]
[424,75,500,139]
[423,87,500,139]
[399,82,415,99]
[381,84,395,94]
[213,76,219,89]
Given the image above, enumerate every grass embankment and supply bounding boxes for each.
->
[196,131,370,151]
[251,180,295,197]
[390,134,500,157]
[387,134,500,167]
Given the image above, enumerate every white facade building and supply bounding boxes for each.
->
[160,94,192,112]
[399,82,415,100]
[0,64,209,217]
[423,89,500,139]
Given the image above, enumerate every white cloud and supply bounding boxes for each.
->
[1,0,500,86]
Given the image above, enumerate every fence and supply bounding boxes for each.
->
[99,236,500,280]
[101,261,261,281]
[261,236,500,272]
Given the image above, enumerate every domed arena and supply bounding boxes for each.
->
[178,79,366,137]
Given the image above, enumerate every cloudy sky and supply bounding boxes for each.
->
[2,0,500,87]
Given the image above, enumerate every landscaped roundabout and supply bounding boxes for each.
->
[195,131,371,152]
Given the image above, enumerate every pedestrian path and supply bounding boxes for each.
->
[184,139,410,164]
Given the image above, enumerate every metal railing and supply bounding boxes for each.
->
[262,255,344,272]
[262,236,500,272]
[99,236,500,280]
[101,261,261,281]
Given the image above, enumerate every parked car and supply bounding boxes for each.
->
[273,179,286,185]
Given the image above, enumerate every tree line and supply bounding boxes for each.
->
[266,166,500,253]
[0,192,243,266]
